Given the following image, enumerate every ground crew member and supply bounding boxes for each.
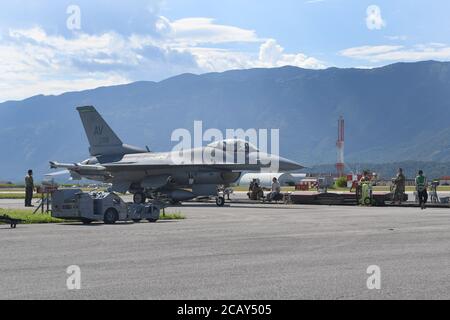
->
[392,168,406,204]
[248,180,255,196]
[267,177,281,202]
[25,169,34,207]
[251,181,264,201]
[415,170,428,210]
[359,171,371,184]
[248,179,259,200]
[357,171,373,206]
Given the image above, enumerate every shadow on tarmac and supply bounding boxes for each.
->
[58,220,179,227]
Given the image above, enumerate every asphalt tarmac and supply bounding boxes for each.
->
[0,199,449,300]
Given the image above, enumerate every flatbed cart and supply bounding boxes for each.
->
[0,215,23,229]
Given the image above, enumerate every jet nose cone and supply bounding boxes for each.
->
[278,157,304,172]
[256,153,304,172]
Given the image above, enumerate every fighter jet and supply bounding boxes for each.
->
[50,106,303,206]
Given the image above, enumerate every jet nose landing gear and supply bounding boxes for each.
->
[216,196,225,207]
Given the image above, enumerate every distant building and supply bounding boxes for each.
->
[290,173,307,184]
[439,176,450,186]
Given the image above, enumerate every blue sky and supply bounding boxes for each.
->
[1,0,449,102]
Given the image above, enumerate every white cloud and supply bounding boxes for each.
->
[0,26,200,101]
[366,5,386,31]
[0,19,324,102]
[258,39,325,69]
[340,43,450,63]
[156,16,261,45]
[0,35,132,102]
[259,39,284,65]
[186,47,253,71]
[340,45,402,59]
[183,39,325,72]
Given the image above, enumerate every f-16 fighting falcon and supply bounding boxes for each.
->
[50,106,303,206]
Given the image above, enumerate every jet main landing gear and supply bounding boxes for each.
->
[133,192,146,204]
[216,196,225,207]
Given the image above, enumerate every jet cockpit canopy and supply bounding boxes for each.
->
[207,139,259,153]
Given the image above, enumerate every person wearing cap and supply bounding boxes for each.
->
[24,169,34,207]
[415,170,428,210]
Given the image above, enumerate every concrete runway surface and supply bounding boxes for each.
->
[0,199,449,300]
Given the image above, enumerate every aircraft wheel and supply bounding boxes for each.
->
[104,208,118,225]
[216,196,225,207]
[133,193,146,204]
[364,197,372,206]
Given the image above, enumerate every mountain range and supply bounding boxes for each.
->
[1,60,450,181]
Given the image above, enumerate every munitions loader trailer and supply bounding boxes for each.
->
[51,189,160,225]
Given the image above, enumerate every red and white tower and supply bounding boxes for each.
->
[336,116,345,177]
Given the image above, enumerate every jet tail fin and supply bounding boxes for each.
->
[77,106,147,156]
